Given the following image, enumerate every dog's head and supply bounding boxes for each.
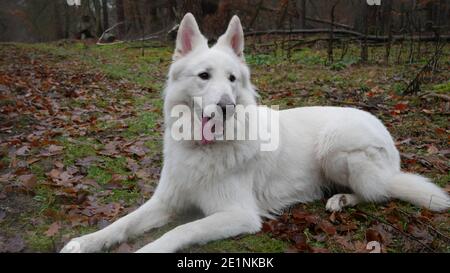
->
[164,13,258,145]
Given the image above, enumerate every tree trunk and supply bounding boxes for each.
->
[361,2,368,63]
[327,0,340,64]
[53,1,63,40]
[277,0,289,29]
[93,0,103,36]
[383,0,392,64]
[116,0,125,37]
[102,0,109,30]
[64,3,71,39]
[296,0,306,36]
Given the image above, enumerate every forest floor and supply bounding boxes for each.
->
[0,40,449,253]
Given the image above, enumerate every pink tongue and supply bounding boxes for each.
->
[201,117,214,145]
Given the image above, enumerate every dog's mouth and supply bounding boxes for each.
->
[201,113,227,145]
[201,116,214,145]
[197,104,235,145]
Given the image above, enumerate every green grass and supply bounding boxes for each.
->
[33,185,57,212]
[59,137,99,166]
[189,234,289,253]
[87,166,111,185]
[293,48,324,65]
[432,81,450,93]
[123,112,159,138]
[30,163,46,181]
[104,188,140,205]
[25,229,54,252]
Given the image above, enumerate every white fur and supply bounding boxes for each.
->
[61,14,449,253]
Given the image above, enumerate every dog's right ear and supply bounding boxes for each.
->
[173,13,207,61]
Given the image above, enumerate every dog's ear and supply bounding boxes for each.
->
[173,13,207,61]
[217,15,244,60]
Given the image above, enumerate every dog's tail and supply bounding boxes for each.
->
[387,172,449,211]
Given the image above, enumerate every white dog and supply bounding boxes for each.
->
[61,13,449,253]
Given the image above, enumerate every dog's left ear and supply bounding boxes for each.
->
[217,15,244,60]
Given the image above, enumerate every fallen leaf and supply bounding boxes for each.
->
[318,220,337,235]
[393,102,408,111]
[17,174,37,189]
[291,233,309,251]
[15,146,30,156]
[47,169,61,179]
[426,145,439,155]
[48,145,64,153]
[54,161,64,169]
[311,247,330,253]
[45,222,61,237]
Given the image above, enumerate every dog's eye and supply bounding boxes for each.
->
[198,72,210,80]
[229,74,236,82]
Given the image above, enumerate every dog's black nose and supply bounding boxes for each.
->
[217,96,236,118]
[218,103,236,118]
[217,103,236,117]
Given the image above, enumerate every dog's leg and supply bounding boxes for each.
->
[60,197,172,253]
[324,147,393,212]
[135,210,261,253]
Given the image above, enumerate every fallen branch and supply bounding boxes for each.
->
[97,24,174,46]
[358,208,436,253]
[305,16,354,30]
[419,92,450,101]
[244,28,450,42]
[96,22,124,45]
[395,208,450,243]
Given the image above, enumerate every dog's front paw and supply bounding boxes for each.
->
[60,235,103,253]
[60,239,85,253]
